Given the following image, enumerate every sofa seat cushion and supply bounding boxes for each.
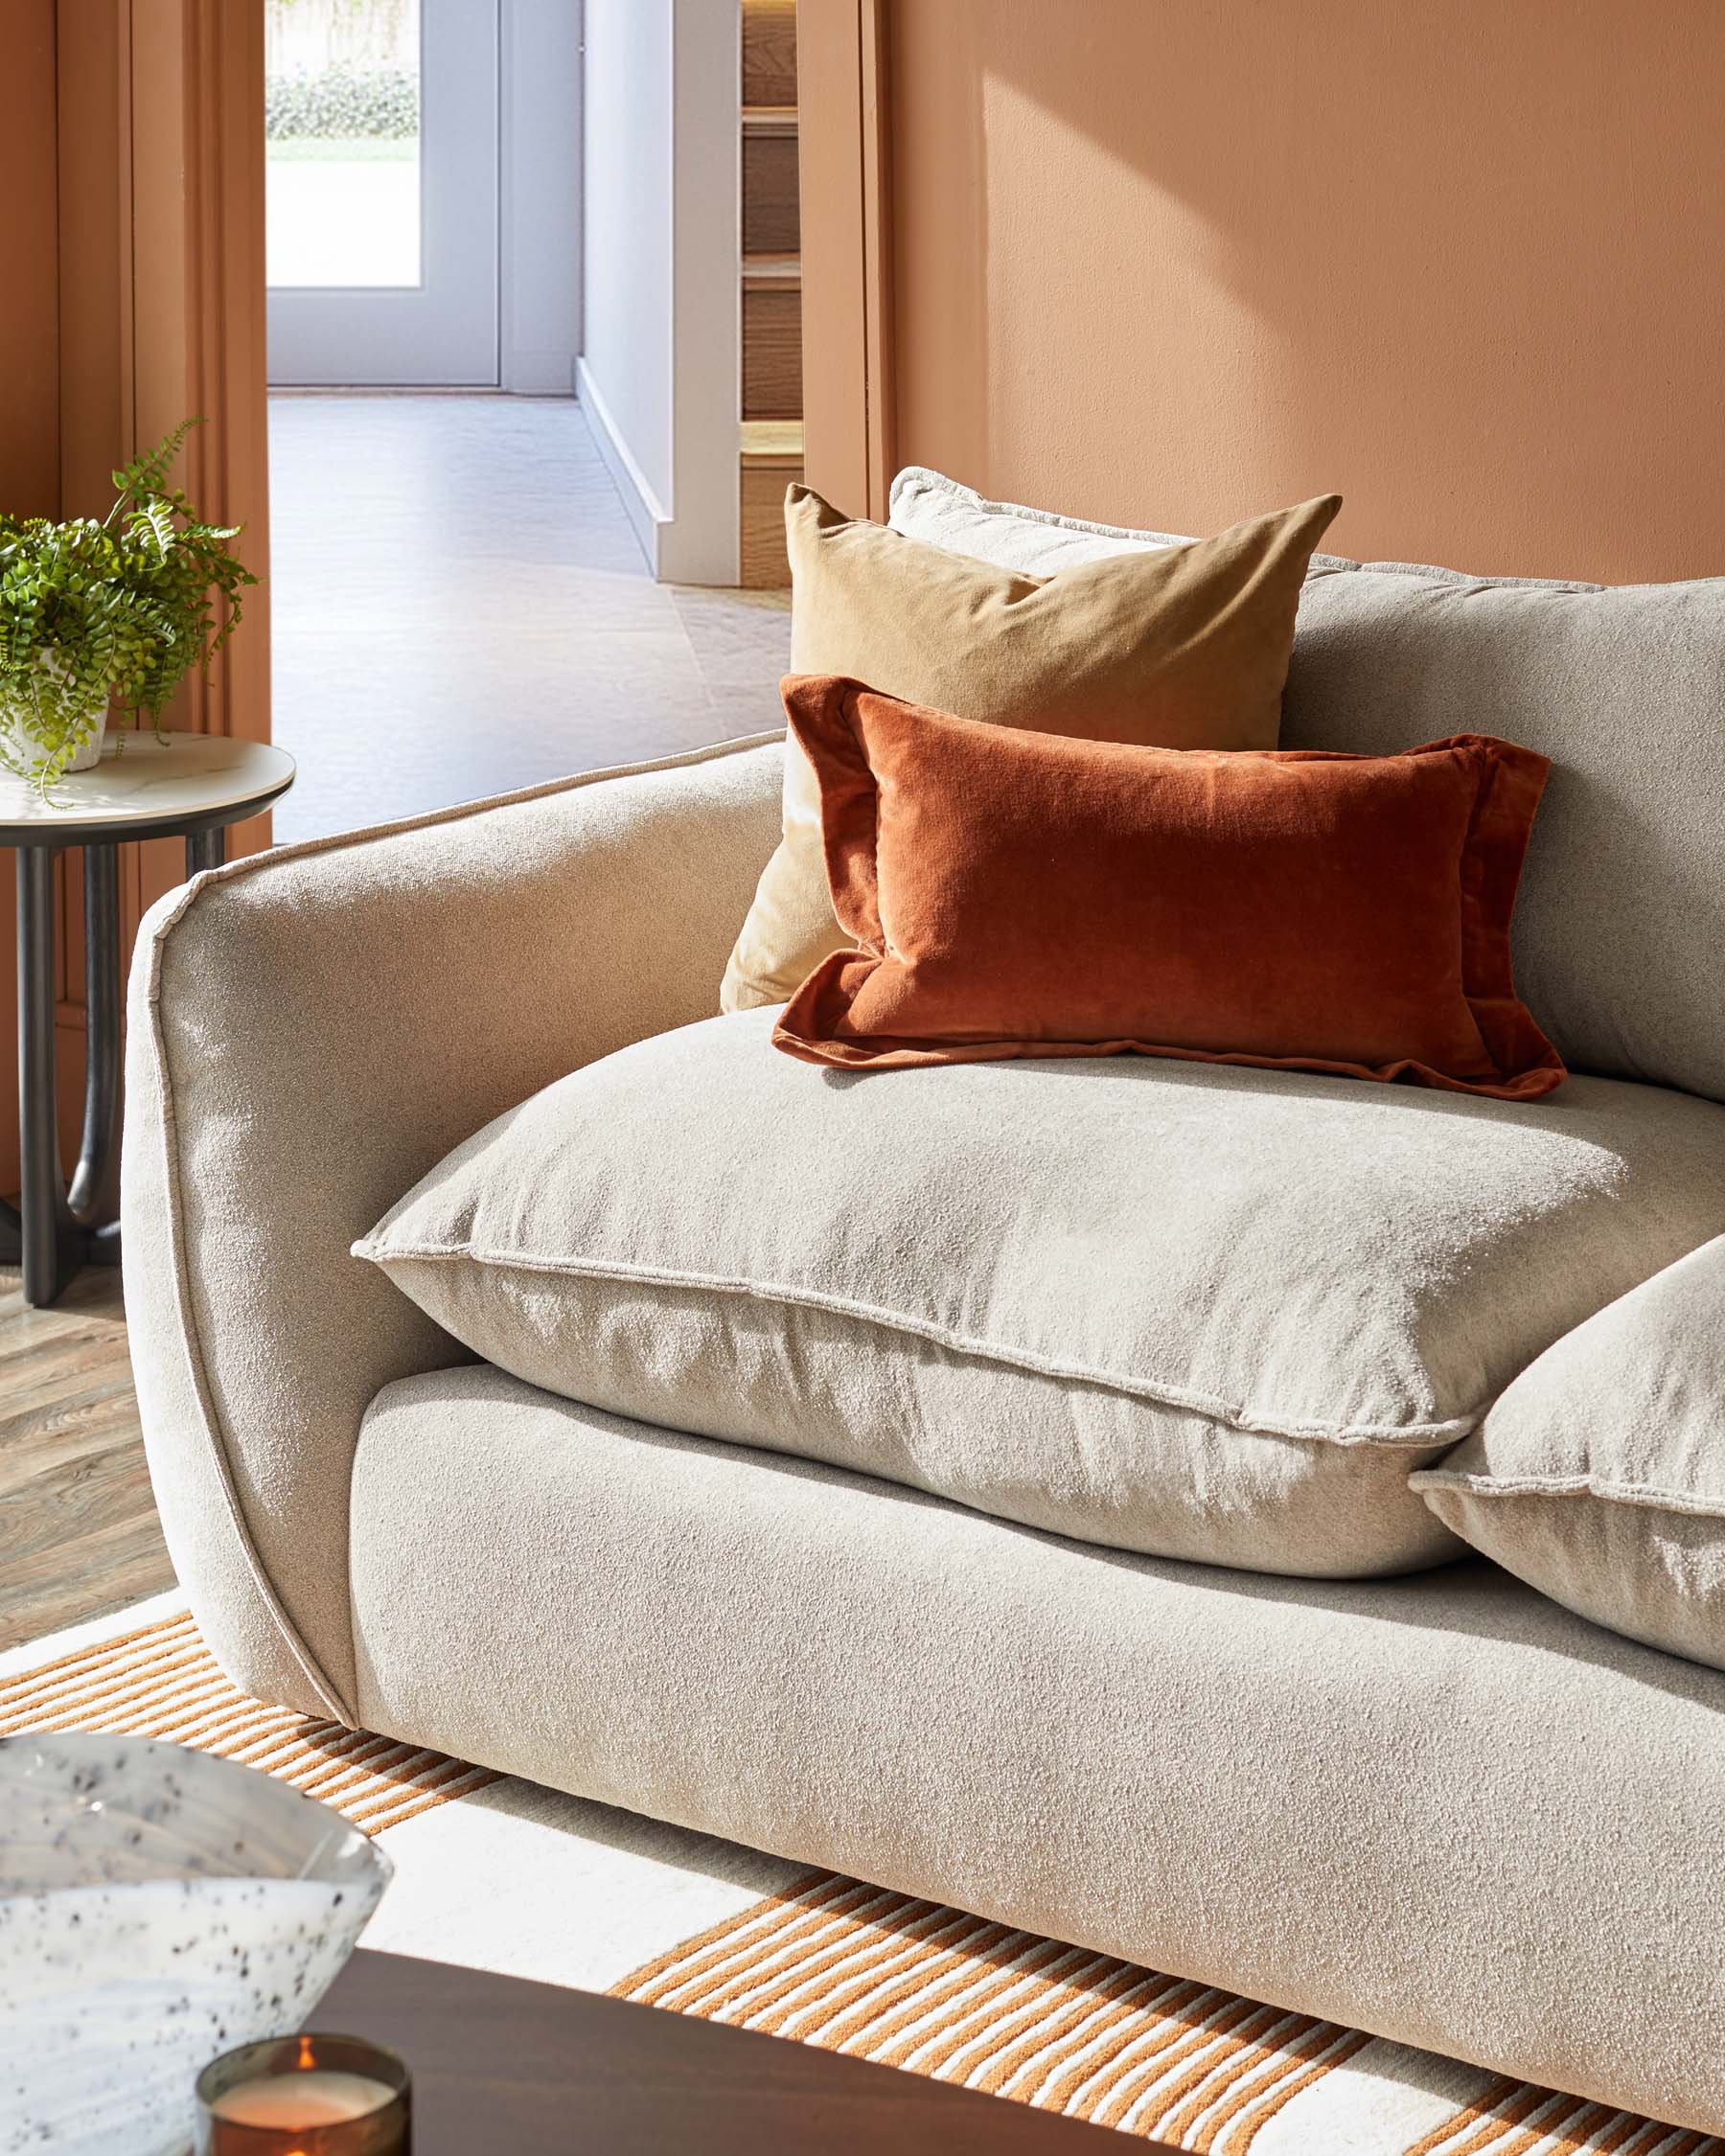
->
[348,1364,1725,2133]
[356,1008,1725,1579]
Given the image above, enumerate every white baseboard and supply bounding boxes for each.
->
[575,357,667,575]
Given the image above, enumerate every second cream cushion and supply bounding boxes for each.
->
[1414,1236,1725,1671]
[719,486,1342,1011]
[356,1010,1725,1580]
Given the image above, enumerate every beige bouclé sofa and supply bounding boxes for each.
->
[125,473,1725,2133]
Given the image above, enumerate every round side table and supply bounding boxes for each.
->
[0,731,296,1307]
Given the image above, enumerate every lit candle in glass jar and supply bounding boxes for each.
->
[195,2031,410,2153]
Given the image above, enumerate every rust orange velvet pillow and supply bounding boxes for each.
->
[772,675,1565,1098]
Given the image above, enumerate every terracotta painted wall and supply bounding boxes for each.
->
[0,1,60,526]
[851,0,1725,584]
[0,0,272,1201]
[0,0,66,1191]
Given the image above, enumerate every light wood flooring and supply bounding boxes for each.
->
[0,1265,172,1651]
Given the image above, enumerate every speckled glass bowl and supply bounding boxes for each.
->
[0,1732,391,2156]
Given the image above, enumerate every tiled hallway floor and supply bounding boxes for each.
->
[268,395,791,844]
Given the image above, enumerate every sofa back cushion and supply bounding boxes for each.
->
[891,467,1725,1104]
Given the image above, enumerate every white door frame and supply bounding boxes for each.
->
[499,0,584,395]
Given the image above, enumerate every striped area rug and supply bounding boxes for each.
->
[612,1873,1720,2156]
[4,1604,1714,2155]
[0,1605,498,1834]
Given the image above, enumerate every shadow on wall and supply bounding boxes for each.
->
[886,0,1725,582]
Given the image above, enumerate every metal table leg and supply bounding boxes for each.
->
[6,842,128,1306]
[14,847,80,1304]
[69,843,123,1266]
[186,827,225,877]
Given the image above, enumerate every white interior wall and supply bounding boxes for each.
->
[578,0,740,583]
[578,0,674,524]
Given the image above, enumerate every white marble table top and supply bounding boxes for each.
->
[0,730,296,837]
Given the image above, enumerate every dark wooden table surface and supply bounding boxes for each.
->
[320,1948,1164,2152]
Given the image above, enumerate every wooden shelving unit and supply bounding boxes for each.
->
[743,0,798,106]
[739,2,801,585]
[743,252,801,421]
[740,420,805,587]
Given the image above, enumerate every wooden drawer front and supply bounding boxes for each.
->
[741,461,800,587]
[743,283,802,421]
[743,0,797,108]
[744,127,800,256]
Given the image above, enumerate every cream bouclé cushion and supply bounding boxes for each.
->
[719,485,1342,1013]
[356,1011,1725,1580]
[886,464,1356,576]
[887,465,1193,568]
[1414,1236,1725,1671]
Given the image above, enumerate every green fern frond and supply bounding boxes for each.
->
[110,416,202,505]
[138,499,177,560]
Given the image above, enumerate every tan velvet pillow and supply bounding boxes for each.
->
[719,485,1343,1011]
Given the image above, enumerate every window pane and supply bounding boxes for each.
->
[265,0,422,289]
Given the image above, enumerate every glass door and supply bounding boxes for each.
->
[265,0,499,387]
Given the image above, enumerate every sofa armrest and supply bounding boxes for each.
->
[123,733,785,1724]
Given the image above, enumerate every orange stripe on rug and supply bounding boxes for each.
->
[0,1608,497,1834]
[611,1873,1721,2154]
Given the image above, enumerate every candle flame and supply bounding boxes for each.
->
[297,2034,316,2071]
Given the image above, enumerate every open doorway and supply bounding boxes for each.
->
[264,0,794,847]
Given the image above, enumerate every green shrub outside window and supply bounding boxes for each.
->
[264,64,418,142]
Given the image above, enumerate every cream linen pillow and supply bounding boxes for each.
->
[1413,1235,1725,1672]
[719,485,1342,1012]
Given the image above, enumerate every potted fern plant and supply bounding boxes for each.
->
[0,418,257,796]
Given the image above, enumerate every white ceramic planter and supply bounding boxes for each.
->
[2,650,111,778]
[63,705,110,771]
